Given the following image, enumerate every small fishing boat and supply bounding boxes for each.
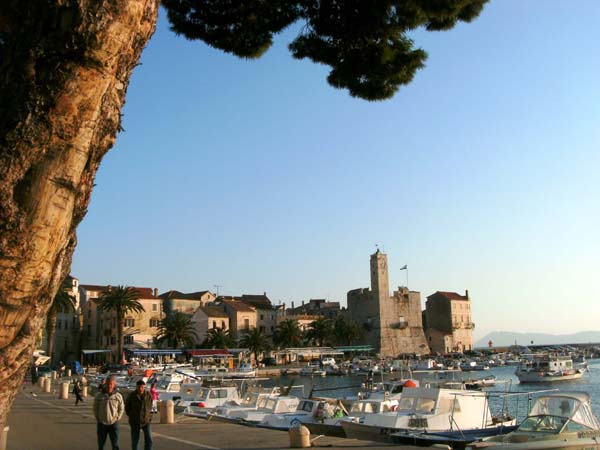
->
[341,387,516,443]
[515,355,584,383]
[299,363,326,377]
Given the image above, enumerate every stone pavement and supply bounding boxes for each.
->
[7,382,407,450]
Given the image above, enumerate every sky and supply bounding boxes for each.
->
[71,1,600,341]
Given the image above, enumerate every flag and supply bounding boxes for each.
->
[400,265,407,270]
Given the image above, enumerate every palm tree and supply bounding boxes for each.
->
[46,278,76,362]
[204,328,235,349]
[156,311,197,348]
[98,285,144,361]
[333,316,364,346]
[239,327,270,363]
[273,319,303,349]
[305,316,333,347]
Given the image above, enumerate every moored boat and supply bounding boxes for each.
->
[515,355,584,383]
[469,391,600,450]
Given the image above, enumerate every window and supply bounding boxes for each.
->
[57,320,62,330]
[152,303,158,311]
[125,318,135,327]
[150,318,160,327]
[221,320,226,329]
[212,321,217,329]
[110,336,116,345]
[260,314,264,321]
[259,326,265,332]
[124,335,133,345]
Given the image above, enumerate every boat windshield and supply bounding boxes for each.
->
[518,396,599,433]
[396,397,436,414]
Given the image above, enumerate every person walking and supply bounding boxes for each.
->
[93,376,124,450]
[73,379,84,405]
[149,382,159,414]
[125,380,153,450]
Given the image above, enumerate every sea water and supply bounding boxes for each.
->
[266,359,600,421]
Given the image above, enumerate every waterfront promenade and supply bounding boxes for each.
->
[8,382,402,450]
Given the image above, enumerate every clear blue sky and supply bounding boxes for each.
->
[71,1,600,341]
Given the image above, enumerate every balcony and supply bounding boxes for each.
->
[452,322,475,330]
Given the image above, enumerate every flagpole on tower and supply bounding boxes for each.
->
[400,265,408,288]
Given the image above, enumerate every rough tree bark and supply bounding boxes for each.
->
[0,0,159,431]
[45,308,58,361]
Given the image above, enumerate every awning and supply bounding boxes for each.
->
[82,349,113,355]
[334,345,375,352]
[186,349,231,357]
[127,349,183,356]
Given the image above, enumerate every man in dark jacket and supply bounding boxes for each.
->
[125,380,153,450]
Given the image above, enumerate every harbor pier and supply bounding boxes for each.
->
[8,382,406,450]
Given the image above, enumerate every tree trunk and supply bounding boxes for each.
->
[117,315,123,363]
[46,308,58,362]
[0,0,159,430]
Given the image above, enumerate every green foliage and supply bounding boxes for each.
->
[204,327,236,349]
[162,0,488,100]
[157,311,198,348]
[98,286,145,358]
[239,327,270,360]
[333,315,363,346]
[273,318,303,348]
[305,316,332,346]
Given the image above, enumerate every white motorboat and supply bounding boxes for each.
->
[341,387,516,443]
[515,355,584,383]
[210,388,300,423]
[182,385,241,417]
[258,398,344,430]
[304,398,400,438]
[460,361,491,371]
[469,392,600,450]
[299,363,326,377]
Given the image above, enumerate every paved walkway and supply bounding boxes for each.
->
[7,383,404,450]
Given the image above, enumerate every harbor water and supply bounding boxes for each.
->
[264,359,600,420]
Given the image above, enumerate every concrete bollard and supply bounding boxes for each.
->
[43,378,51,393]
[37,377,45,388]
[59,382,69,400]
[82,385,88,398]
[159,400,175,424]
[0,426,9,450]
[288,424,310,448]
[52,370,57,380]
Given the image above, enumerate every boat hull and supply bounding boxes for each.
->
[340,420,397,443]
[516,372,584,383]
[303,422,346,438]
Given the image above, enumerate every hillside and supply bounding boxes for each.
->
[475,330,600,348]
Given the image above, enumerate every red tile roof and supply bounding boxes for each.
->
[237,294,272,309]
[79,285,157,298]
[158,290,211,300]
[222,299,256,313]
[199,306,229,318]
[429,291,469,301]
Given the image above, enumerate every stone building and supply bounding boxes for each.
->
[158,290,216,315]
[81,285,164,356]
[221,299,257,339]
[237,294,284,337]
[190,305,230,344]
[424,291,474,353]
[347,250,429,357]
[287,299,342,319]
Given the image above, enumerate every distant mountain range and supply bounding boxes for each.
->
[475,331,600,348]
